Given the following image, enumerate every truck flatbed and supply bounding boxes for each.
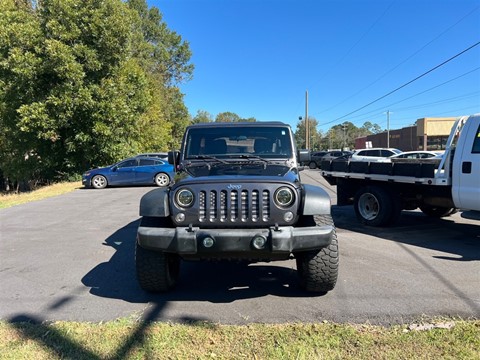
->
[321,159,450,186]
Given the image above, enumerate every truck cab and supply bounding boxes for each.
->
[451,114,480,211]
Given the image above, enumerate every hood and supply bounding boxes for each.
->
[175,162,300,184]
[85,165,113,174]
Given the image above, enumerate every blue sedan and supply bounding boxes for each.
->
[82,157,174,189]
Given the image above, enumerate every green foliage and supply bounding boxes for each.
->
[192,110,214,123]
[0,0,193,188]
[294,118,383,151]
[294,117,323,150]
[215,111,256,123]
[215,111,241,123]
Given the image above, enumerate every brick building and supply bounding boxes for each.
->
[354,117,456,151]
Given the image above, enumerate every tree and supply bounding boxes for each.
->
[361,121,382,135]
[0,0,193,189]
[215,112,241,123]
[192,110,213,124]
[294,117,322,150]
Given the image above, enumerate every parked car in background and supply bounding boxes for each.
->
[350,148,401,162]
[82,157,174,189]
[135,152,168,160]
[321,150,353,163]
[389,151,444,159]
[307,151,328,168]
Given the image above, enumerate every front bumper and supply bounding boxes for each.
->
[137,223,333,257]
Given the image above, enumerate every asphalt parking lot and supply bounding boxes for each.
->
[1,169,479,325]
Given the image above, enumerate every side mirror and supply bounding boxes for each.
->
[168,151,180,166]
[297,149,310,166]
[111,166,118,172]
[296,149,310,171]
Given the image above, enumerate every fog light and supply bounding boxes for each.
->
[252,235,267,250]
[283,211,294,222]
[175,213,186,222]
[203,236,215,248]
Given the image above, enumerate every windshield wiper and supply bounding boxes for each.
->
[237,154,271,164]
[188,155,229,165]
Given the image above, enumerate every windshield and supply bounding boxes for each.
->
[184,126,294,160]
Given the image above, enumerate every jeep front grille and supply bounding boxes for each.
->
[199,189,270,223]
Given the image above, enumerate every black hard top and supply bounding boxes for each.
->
[186,121,290,129]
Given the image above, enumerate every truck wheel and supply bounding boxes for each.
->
[420,205,456,218]
[295,215,339,293]
[354,186,392,226]
[308,161,317,169]
[136,216,179,292]
[135,242,180,292]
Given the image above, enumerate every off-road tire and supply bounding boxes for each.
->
[295,215,339,293]
[135,216,179,292]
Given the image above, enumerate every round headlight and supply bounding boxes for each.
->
[274,187,294,207]
[176,188,194,207]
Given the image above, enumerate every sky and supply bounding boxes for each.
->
[149,0,480,133]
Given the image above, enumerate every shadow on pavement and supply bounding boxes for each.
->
[81,219,322,306]
[332,205,480,261]
[8,217,324,359]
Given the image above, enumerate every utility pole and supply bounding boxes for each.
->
[305,90,309,149]
[386,110,390,148]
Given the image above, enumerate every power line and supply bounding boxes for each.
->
[338,66,480,124]
[327,41,480,124]
[316,5,480,115]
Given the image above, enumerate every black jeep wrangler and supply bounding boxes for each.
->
[135,122,338,293]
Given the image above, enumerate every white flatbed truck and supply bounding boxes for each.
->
[321,114,480,226]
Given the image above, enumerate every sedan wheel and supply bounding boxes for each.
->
[91,175,107,189]
[154,172,170,187]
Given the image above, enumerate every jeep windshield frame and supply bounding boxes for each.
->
[183,125,294,161]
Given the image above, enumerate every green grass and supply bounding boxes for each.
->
[0,319,479,359]
[0,181,81,209]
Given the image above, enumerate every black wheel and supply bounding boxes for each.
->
[420,205,456,218]
[91,175,107,189]
[135,242,180,292]
[309,161,317,169]
[354,186,393,226]
[295,215,339,293]
[135,216,179,292]
[154,172,170,187]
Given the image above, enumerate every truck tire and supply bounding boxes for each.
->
[309,161,317,169]
[295,215,339,293]
[354,186,392,226]
[135,216,179,292]
[420,205,456,218]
